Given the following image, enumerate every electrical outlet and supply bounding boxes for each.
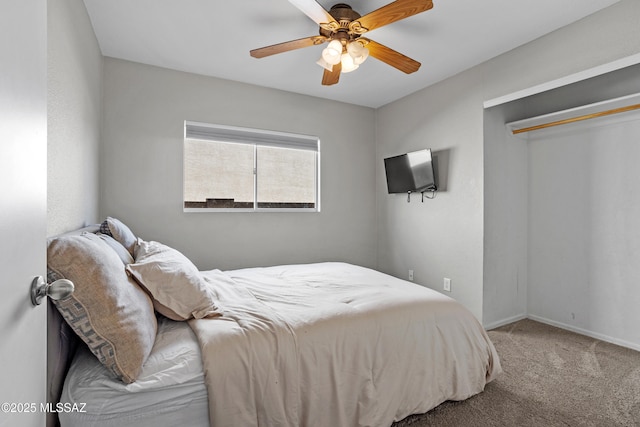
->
[443,277,451,292]
[408,270,414,281]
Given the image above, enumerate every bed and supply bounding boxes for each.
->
[47,218,501,427]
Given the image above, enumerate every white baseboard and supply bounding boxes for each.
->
[483,313,527,331]
[526,315,640,352]
[485,313,640,352]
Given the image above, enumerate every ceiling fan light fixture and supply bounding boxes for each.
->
[322,39,343,65]
[347,40,369,65]
[316,56,333,71]
[340,52,359,73]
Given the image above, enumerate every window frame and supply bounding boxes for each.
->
[183,121,321,213]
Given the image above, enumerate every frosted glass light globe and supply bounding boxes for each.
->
[347,41,369,65]
[322,40,343,65]
[340,52,359,73]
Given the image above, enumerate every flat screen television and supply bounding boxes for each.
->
[384,149,436,194]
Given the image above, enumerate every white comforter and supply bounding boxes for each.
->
[189,262,501,427]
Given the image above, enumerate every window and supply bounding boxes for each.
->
[183,121,320,212]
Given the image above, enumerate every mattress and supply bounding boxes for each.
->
[58,316,209,427]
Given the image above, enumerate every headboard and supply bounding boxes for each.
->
[46,224,99,427]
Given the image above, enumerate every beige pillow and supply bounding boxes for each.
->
[48,233,157,384]
[126,239,222,321]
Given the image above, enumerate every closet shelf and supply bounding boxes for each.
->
[506,92,640,138]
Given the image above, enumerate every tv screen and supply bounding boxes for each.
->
[384,149,436,194]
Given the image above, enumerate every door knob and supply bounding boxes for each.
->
[30,276,74,306]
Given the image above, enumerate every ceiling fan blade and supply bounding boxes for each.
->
[356,0,433,33]
[322,61,341,86]
[250,36,327,59]
[365,39,421,74]
[289,0,336,25]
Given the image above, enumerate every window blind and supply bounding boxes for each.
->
[185,121,319,151]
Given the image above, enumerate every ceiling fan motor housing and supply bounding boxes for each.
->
[319,3,365,44]
[329,3,361,21]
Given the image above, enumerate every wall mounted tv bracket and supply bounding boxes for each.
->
[406,190,437,203]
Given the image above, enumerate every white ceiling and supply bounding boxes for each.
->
[82,0,620,108]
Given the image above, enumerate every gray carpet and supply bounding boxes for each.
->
[392,319,640,427]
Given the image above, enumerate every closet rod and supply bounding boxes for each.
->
[512,103,640,135]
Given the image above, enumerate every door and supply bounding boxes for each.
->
[0,0,47,426]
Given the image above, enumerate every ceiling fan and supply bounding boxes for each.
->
[250,0,434,86]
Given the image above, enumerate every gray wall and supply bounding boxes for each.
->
[47,0,102,236]
[482,102,529,326]
[479,0,640,103]
[100,58,377,270]
[527,110,640,349]
[376,69,486,320]
[377,0,640,323]
[46,2,103,424]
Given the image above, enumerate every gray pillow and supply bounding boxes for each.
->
[95,232,134,264]
[100,216,137,257]
[48,233,157,384]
